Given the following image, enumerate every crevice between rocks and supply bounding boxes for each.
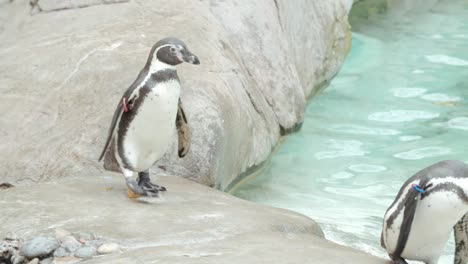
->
[273,0,283,31]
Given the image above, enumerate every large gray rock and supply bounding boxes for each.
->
[20,237,60,259]
[0,0,351,189]
[0,175,388,263]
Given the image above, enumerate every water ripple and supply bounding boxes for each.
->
[447,117,468,130]
[425,54,468,66]
[315,140,368,160]
[393,147,451,160]
[348,164,387,173]
[368,110,439,122]
[329,124,400,135]
[392,87,427,98]
[399,135,422,142]
[421,93,462,102]
[331,171,354,179]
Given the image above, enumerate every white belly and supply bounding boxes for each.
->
[123,80,180,171]
[401,191,468,263]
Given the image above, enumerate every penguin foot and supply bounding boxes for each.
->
[139,181,167,193]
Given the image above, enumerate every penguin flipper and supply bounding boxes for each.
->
[102,138,122,173]
[176,99,191,158]
[98,101,125,162]
[98,86,138,161]
[454,212,468,264]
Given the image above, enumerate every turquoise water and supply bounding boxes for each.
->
[232,2,468,263]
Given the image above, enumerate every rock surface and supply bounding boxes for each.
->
[0,0,351,189]
[19,237,59,259]
[0,176,389,263]
[96,243,119,255]
[73,246,96,259]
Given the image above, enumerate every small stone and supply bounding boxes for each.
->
[73,246,96,259]
[28,258,40,264]
[72,232,95,243]
[86,239,104,248]
[53,247,70,258]
[55,229,71,242]
[52,257,81,264]
[11,252,25,264]
[20,237,60,259]
[60,236,81,252]
[40,258,53,264]
[96,243,119,254]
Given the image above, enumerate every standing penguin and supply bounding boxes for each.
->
[381,160,468,264]
[98,37,199,197]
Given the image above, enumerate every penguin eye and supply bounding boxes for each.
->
[170,47,176,53]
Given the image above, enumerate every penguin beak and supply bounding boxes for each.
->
[183,51,200,65]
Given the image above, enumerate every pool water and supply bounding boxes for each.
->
[231,1,468,263]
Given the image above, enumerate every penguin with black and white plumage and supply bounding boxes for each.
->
[381,160,468,264]
[98,37,199,198]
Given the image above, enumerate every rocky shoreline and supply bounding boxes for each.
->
[1,229,120,264]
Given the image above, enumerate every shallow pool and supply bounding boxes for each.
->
[231,1,468,263]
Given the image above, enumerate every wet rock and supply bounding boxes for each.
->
[11,253,25,264]
[74,246,96,259]
[28,258,40,264]
[72,232,95,243]
[60,236,81,252]
[1,238,21,263]
[20,237,60,259]
[52,257,81,264]
[53,247,70,258]
[55,229,71,242]
[86,239,105,248]
[40,258,53,264]
[96,243,119,254]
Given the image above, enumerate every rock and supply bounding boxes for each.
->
[72,232,95,243]
[54,229,71,242]
[40,258,53,264]
[11,253,25,264]
[60,236,81,252]
[0,238,21,261]
[0,176,387,263]
[86,239,105,249]
[96,243,119,254]
[53,247,70,258]
[28,258,40,264]
[52,257,81,264]
[20,237,59,259]
[74,246,96,259]
[0,0,351,191]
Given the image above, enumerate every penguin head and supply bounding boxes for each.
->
[153,37,200,66]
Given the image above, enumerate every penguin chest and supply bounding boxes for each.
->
[123,81,180,171]
[402,191,468,262]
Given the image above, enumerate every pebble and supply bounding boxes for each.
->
[72,232,95,243]
[60,236,81,252]
[55,229,71,242]
[20,237,60,259]
[12,253,25,264]
[53,247,70,258]
[74,246,96,259]
[97,243,120,254]
[28,258,40,264]
[40,258,53,264]
[52,257,81,264]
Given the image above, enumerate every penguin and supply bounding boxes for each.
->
[98,37,200,198]
[381,160,468,264]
